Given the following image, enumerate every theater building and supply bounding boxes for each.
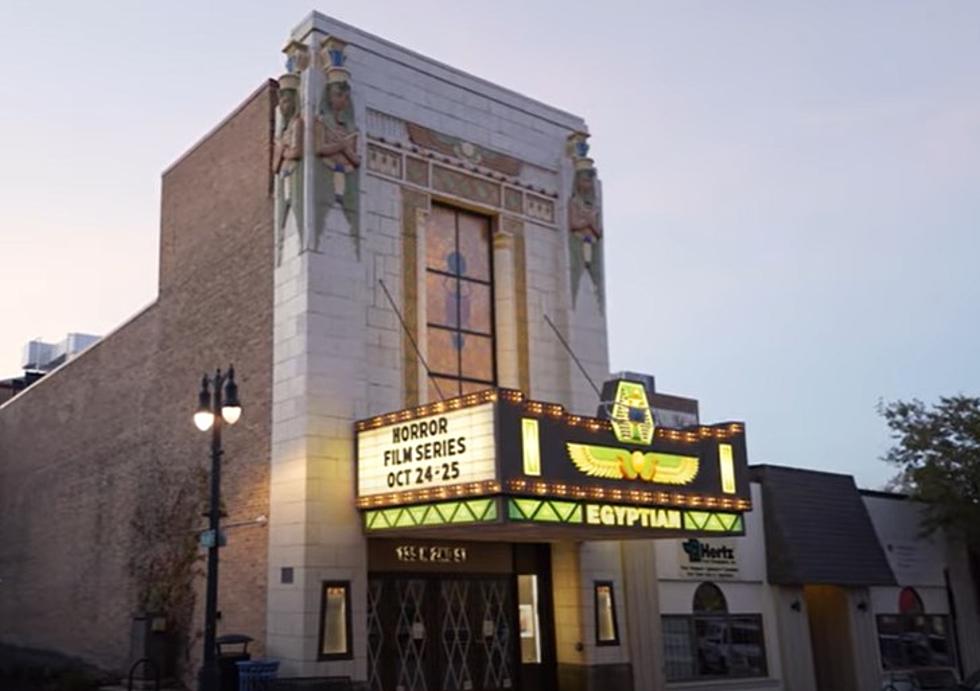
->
[2,12,978,691]
[0,12,755,691]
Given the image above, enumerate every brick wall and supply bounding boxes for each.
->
[0,80,277,679]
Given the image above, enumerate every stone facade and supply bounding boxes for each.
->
[0,82,277,680]
[265,13,610,681]
[0,11,615,687]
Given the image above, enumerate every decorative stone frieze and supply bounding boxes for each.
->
[367,144,402,179]
[405,156,429,187]
[431,165,502,207]
[406,122,522,177]
[503,187,523,214]
[525,194,555,224]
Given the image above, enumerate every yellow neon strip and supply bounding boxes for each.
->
[522,418,542,476]
[719,443,736,494]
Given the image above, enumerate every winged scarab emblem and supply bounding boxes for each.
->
[567,443,699,485]
[564,379,700,485]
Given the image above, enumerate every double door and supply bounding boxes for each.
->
[367,574,517,691]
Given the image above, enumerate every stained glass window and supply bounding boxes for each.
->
[425,204,495,399]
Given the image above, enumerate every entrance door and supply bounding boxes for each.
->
[368,575,517,691]
[805,585,859,691]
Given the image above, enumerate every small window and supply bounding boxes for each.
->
[663,582,768,681]
[318,581,353,660]
[594,581,620,646]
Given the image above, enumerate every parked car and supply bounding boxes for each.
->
[881,668,978,691]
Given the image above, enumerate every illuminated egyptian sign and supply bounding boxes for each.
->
[355,381,752,537]
[584,504,682,530]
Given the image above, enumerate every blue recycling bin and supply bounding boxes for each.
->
[236,659,280,691]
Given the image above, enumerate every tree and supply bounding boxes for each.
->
[129,460,208,677]
[880,395,980,607]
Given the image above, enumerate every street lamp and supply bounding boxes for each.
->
[194,366,242,691]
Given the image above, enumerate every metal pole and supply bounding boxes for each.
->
[198,371,223,691]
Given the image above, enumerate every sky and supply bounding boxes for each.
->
[1,1,978,488]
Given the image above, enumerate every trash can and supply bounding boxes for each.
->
[216,634,253,691]
[236,659,280,691]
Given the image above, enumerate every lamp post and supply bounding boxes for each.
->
[194,366,242,691]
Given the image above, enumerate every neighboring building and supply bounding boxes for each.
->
[0,334,99,404]
[21,333,100,373]
[655,483,782,688]
[748,466,980,691]
[0,371,44,405]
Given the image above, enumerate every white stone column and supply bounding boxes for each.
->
[267,26,369,681]
[493,224,520,389]
[621,541,666,691]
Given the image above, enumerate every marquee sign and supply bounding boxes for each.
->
[356,401,496,498]
[355,379,752,538]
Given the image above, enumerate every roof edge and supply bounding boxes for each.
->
[0,300,158,412]
[162,79,278,177]
[290,12,588,133]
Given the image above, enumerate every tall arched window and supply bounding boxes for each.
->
[877,586,954,670]
[425,204,496,400]
[662,581,767,681]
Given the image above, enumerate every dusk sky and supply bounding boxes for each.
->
[1,1,977,488]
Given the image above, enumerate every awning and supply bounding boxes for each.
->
[751,465,896,586]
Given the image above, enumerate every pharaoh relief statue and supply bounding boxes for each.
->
[314,36,361,253]
[273,70,304,264]
[567,132,604,308]
[273,42,310,263]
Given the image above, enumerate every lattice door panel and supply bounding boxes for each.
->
[439,580,474,691]
[394,578,430,691]
[367,578,385,691]
[476,579,514,690]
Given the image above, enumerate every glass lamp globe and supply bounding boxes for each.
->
[194,409,215,431]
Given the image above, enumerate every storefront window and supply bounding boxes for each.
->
[594,581,620,645]
[426,204,495,400]
[877,587,955,670]
[662,582,768,681]
[318,581,353,660]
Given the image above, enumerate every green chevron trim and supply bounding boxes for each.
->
[364,498,499,531]
[683,510,743,533]
[507,498,584,524]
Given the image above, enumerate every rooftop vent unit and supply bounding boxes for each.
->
[21,333,100,372]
